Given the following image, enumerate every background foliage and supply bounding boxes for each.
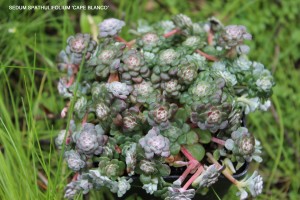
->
[0,0,299,199]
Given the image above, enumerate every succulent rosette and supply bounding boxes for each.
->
[64,150,86,172]
[192,164,224,188]
[161,79,184,99]
[106,81,133,100]
[218,25,252,55]
[98,18,125,38]
[172,14,193,30]
[72,123,108,157]
[225,127,262,163]
[129,81,158,105]
[147,102,178,130]
[166,184,195,200]
[177,55,204,85]
[118,49,150,84]
[191,102,232,133]
[136,32,165,53]
[139,127,171,159]
[150,48,181,87]
[98,157,126,180]
[236,171,263,200]
[120,107,145,133]
[89,41,125,80]
[58,33,96,71]
[180,73,226,105]
[64,175,93,199]
[182,36,205,53]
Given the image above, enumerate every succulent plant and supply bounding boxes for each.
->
[236,171,263,200]
[218,25,252,53]
[72,123,108,157]
[106,81,133,100]
[74,96,88,119]
[55,130,68,149]
[158,48,180,67]
[212,61,238,86]
[166,184,195,200]
[224,108,243,134]
[154,20,176,35]
[180,73,226,105]
[129,81,158,105]
[225,127,262,163]
[88,169,132,197]
[139,127,170,159]
[118,49,150,84]
[121,107,145,133]
[142,177,159,194]
[137,32,165,53]
[138,160,158,175]
[191,102,232,133]
[177,59,199,85]
[64,150,86,171]
[172,14,193,30]
[116,177,133,197]
[98,157,125,180]
[89,41,125,80]
[67,34,96,56]
[161,79,184,99]
[57,15,274,200]
[58,33,96,70]
[64,177,93,199]
[147,102,178,130]
[192,164,224,188]
[57,78,73,98]
[121,142,137,176]
[98,18,125,38]
[182,36,205,52]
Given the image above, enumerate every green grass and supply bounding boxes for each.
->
[0,0,300,199]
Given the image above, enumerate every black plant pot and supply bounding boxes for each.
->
[114,162,249,200]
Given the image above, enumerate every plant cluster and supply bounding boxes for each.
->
[56,14,274,200]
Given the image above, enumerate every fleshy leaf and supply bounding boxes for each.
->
[170,142,181,155]
[196,130,212,144]
[184,144,205,161]
[186,131,199,145]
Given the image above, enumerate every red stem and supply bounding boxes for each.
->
[81,113,88,125]
[127,39,136,48]
[177,162,196,183]
[181,146,197,161]
[163,28,181,38]
[182,164,204,190]
[66,75,75,87]
[211,137,226,146]
[207,30,214,46]
[72,172,79,181]
[206,153,238,185]
[114,35,128,43]
[195,49,218,61]
[108,72,120,83]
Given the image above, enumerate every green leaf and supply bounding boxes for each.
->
[177,133,187,145]
[174,108,190,124]
[213,149,220,161]
[158,164,171,176]
[184,144,205,161]
[139,174,151,184]
[170,142,181,155]
[186,131,199,145]
[195,129,212,144]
